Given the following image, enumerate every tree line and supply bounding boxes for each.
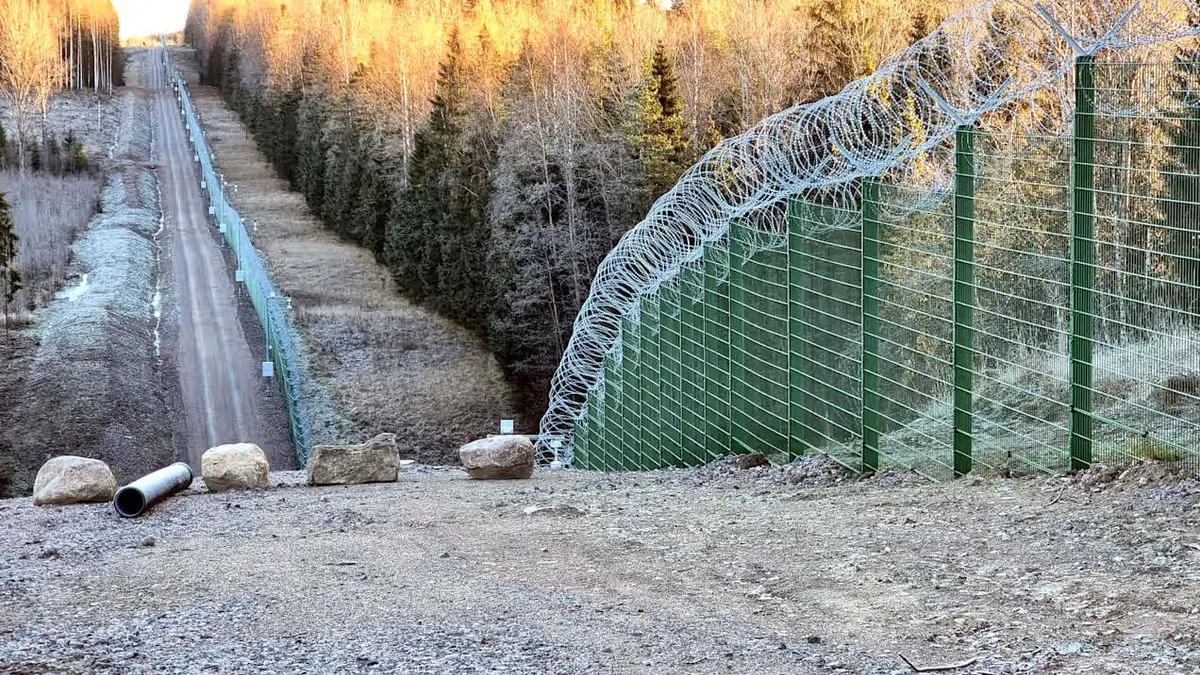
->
[185,0,947,420]
[0,0,122,172]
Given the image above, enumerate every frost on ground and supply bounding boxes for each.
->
[866,329,1200,478]
[0,460,1197,674]
[0,87,172,497]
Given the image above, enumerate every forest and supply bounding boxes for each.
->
[0,0,122,171]
[184,0,949,419]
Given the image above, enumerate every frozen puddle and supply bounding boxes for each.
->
[57,274,90,302]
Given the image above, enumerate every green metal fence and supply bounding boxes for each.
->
[573,57,1200,478]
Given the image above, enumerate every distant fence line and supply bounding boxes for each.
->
[571,56,1200,478]
[164,50,310,462]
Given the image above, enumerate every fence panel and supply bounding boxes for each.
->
[658,280,684,466]
[1090,60,1200,469]
[789,201,863,471]
[679,264,709,465]
[572,57,1200,477]
[168,60,308,461]
[730,219,791,460]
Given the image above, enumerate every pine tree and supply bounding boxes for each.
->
[0,120,7,169]
[0,192,20,331]
[635,43,690,210]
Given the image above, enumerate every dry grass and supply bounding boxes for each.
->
[178,48,513,461]
[0,171,102,319]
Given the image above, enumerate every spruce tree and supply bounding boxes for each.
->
[352,157,390,257]
[296,94,328,213]
[635,43,690,210]
[43,134,61,175]
[63,130,88,174]
[386,28,467,304]
[0,192,20,329]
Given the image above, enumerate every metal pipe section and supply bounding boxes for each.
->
[113,462,194,518]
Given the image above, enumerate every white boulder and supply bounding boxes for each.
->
[32,456,117,506]
[201,443,269,492]
[458,436,534,480]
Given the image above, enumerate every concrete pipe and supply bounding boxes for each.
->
[113,462,194,518]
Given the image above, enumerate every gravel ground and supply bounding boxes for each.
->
[1,457,1198,673]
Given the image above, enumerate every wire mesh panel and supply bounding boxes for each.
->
[639,294,663,467]
[874,184,956,478]
[658,280,684,466]
[729,219,791,459]
[970,131,1073,474]
[600,351,624,471]
[1090,59,1200,469]
[574,405,592,468]
[703,243,732,460]
[679,264,709,465]
[620,315,643,469]
[789,200,864,470]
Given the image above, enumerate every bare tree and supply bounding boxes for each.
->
[0,0,62,171]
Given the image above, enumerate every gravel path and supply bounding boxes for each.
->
[142,47,293,469]
[1,459,1198,673]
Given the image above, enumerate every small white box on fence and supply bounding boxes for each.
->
[208,206,214,215]
[500,419,515,435]
[200,180,206,190]
[219,221,227,234]
[235,269,244,282]
[193,153,198,162]
[262,361,274,378]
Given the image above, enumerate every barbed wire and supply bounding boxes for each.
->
[537,0,1200,465]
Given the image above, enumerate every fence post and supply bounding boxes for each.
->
[953,125,976,477]
[1069,55,1095,470]
[861,179,882,473]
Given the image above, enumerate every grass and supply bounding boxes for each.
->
[0,171,102,324]
[181,48,515,461]
[1125,437,1184,463]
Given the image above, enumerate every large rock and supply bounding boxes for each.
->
[32,456,117,506]
[458,436,534,480]
[308,433,400,486]
[201,443,269,492]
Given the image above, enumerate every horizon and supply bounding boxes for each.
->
[112,0,190,40]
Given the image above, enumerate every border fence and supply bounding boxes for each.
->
[571,55,1200,479]
[162,49,311,462]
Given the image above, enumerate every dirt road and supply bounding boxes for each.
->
[1,460,1198,673]
[148,48,293,469]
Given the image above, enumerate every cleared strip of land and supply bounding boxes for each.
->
[173,47,513,462]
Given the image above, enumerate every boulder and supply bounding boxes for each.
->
[458,436,534,480]
[307,433,400,486]
[32,456,117,506]
[201,443,269,492]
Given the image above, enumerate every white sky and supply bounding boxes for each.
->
[112,0,191,40]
